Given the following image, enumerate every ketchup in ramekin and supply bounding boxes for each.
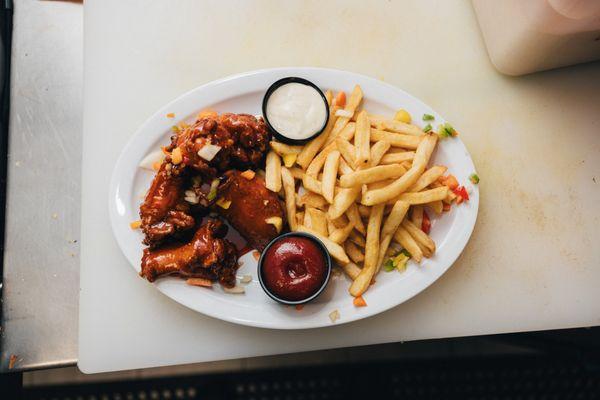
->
[258,232,331,304]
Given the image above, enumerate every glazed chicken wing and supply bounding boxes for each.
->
[139,163,196,248]
[173,113,269,178]
[140,218,238,287]
[217,170,286,251]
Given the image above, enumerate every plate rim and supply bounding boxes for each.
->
[108,67,479,330]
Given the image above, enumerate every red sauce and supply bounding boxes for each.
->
[261,237,327,302]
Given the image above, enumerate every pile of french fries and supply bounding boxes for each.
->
[264,85,459,299]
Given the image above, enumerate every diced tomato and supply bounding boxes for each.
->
[353,296,367,307]
[453,186,469,201]
[443,203,451,212]
[421,211,431,234]
[295,304,304,311]
[440,174,459,190]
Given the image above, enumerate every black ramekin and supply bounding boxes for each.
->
[257,232,332,305]
[261,77,330,145]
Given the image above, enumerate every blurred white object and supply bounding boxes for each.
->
[472,0,600,75]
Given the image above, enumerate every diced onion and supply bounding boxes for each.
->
[139,150,164,171]
[197,144,222,161]
[240,275,252,284]
[335,109,353,118]
[223,285,245,294]
[265,216,283,233]
[329,309,340,323]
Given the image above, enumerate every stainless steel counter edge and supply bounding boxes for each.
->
[1,0,82,372]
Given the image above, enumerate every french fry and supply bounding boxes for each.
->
[338,122,356,141]
[340,164,406,188]
[361,133,437,205]
[329,221,355,244]
[322,150,340,203]
[349,204,384,296]
[354,110,371,167]
[345,203,366,235]
[305,142,337,177]
[378,119,425,136]
[367,178,398,191]
[370,129,422,149]
[303,209,312,229]
[408,165,448,192]
[376,200,410,271]
[358,204,371,218]
[345,241,365,263]
[330,214,349,229]
[426,200,444,215]
[338,157,354,175]
[289,167,305,180]
[340,262,361,280]
[402,219,435,258]
[297,106,338,169]
[330,85,363,138]
[325,89,333,106]
[327,186,361,219]
[380,151,415,165]
[297,225,349,264]
[393,226,423,262]
[395,187,449,205]
[265,151,282,192]
[348,229,366,247]
[308,208,328,236]
[270,141,303,156]
[368,140,391,167]
[295,211,304,228]
[302,173,323,195]
[336,138,356,166]
[298,192,328,209]
[411,205,424,228]
[281,167,297,231]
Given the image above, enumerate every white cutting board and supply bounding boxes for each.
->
[79,0,600,373]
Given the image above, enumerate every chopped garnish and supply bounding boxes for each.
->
[329,309,340,323]
[152,161,161,171]
[216,198,232,209]
[240,275,252,284]
[129,220,142,230]
[252,250,260,261]
[186,278,213,287]
[207,179,220,201]
[295,304,304,311]
[423,123,432,132]
[335,109,353,118]
[393,251,410,272]
[422,113,435,121]
[469,173,480,184]
[422,211,431,234]
[282,153,297,168]
[139,150,165,171]
[383,259,395,272]
[240,170,256,180]
[440,174,459,190]
[197,108,218,120]
[197,143,222,161]
[263,200,269,206]
[394,109,411,123]
[453,186,469,203]
[171,147,183,164]
[353,296,367,307]
[438,122,457,138]
[184,190,199,204]
[171,125,180,133]
[166,112,175,118]
[334,91,346,108]
[223,285,245,294]
[265,216,283,233]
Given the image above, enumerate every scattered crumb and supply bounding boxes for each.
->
[69,253,75,257]
[14,161,21,167]
[51,213,58,219]
[593,177,596,183]
[295,304,304,311]
[252,250,260,261]
[53,274,57,278]
[8,354,17,369]
[263,200,268,205]
[166,112,175,118]
[329,309,340,323]
[239,275,252,284]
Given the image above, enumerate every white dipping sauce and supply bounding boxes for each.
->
[266,82,327,140]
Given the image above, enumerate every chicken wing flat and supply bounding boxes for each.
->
[217,170,286,251]
[173,113,269,178]
[140,218,238,287]
[139,162,196,248]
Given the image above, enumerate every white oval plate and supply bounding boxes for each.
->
[109,67,479,330]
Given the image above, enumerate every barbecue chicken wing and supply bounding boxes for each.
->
[140,218,238,287]
[217,170,286,251]
[173,113,269,178]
